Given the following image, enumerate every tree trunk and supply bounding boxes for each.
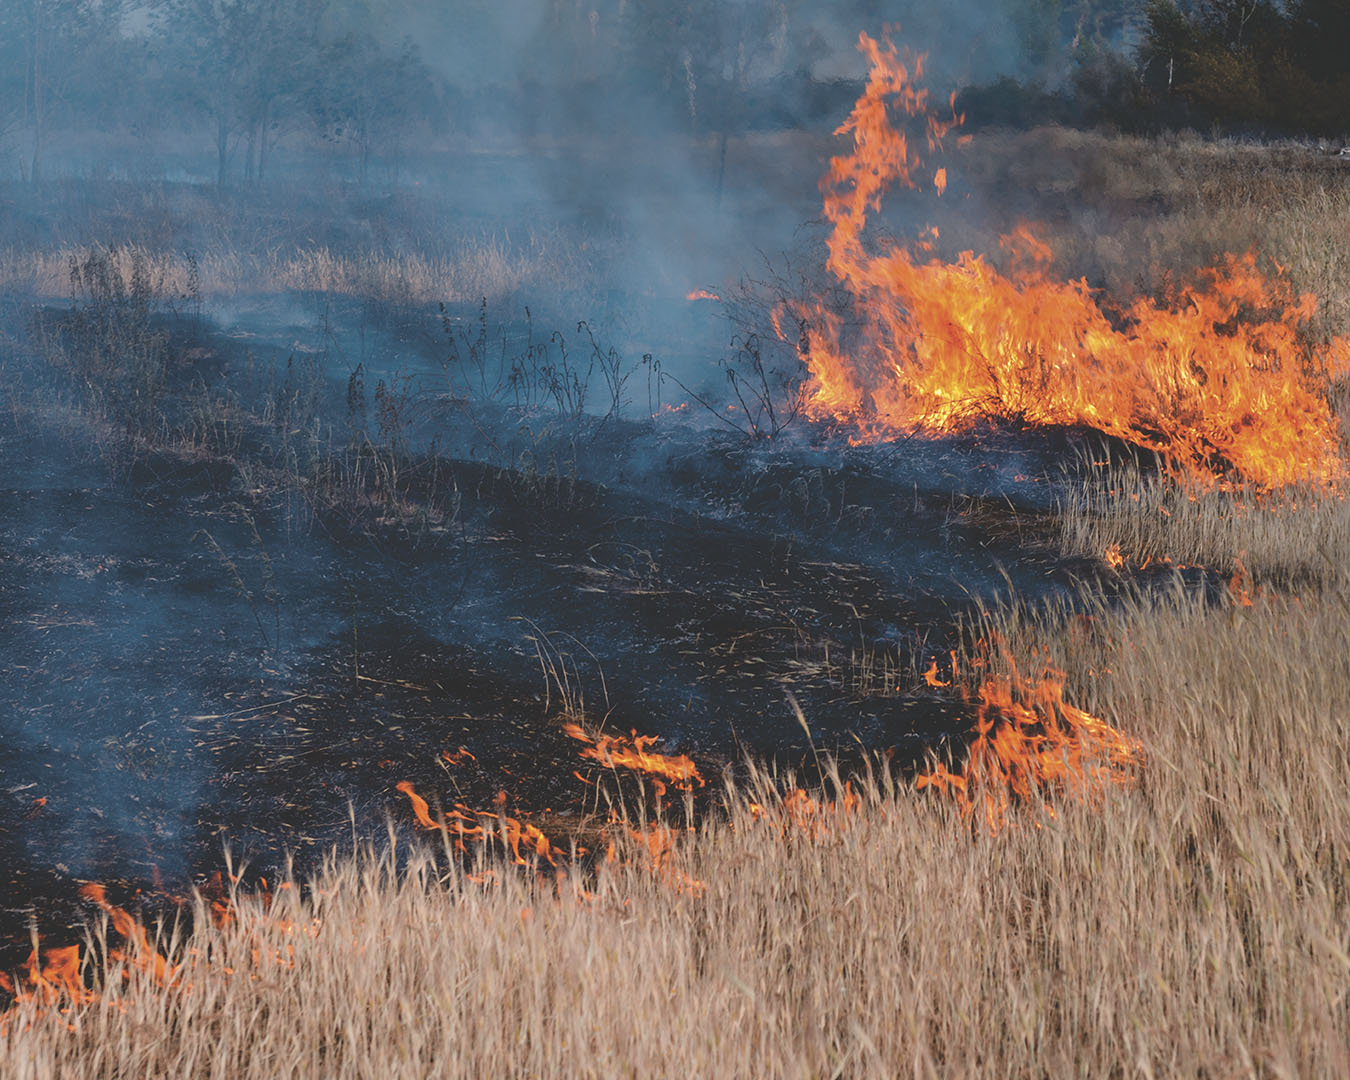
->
[257,100,271,184]
[29,0,43,185]
[216,112,229,188]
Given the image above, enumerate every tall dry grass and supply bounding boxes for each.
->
[948,128,1350,339]
[4,576,1348,1077]
[0,236,584,308]
[1058,466,1350,587]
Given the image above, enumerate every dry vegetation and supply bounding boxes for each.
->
[0,236,584,308]
[3,577,1348,1077]
[947,127,1350,339]
[4,129,1350,1078]
[1059,466,1350,587]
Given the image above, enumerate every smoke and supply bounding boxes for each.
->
[0,0,1135,926]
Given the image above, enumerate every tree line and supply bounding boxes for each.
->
[0,0,446,185]
[1136,1,1350,135]
[961,0,1350,137]
[0,1,1345,188]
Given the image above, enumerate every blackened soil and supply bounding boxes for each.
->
[0,299,1145,962]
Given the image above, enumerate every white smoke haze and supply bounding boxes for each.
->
[12,0,1334,972]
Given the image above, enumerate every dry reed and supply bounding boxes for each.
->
[4,576,1348,1077]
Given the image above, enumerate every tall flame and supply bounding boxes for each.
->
[777,32,1350,489]
[80,883,175,986]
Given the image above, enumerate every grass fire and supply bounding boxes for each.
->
[2,5,1349,1077]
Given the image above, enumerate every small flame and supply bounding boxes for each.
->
[916,657,1142,832]
[685,288,721,302]
[563,723,704,795]
[1104,543,1125,570]
[1228,558,1260,606]
[923,650,960,688]
[624,824,706,896]
[396,781,563,866]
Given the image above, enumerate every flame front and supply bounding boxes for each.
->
[0,945,91,1018]
[778,32,1350,490]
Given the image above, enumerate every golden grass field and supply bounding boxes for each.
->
[3,127,1349,1078]
[3,575,1347,1077]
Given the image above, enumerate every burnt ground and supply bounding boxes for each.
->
[0,292,1159,959]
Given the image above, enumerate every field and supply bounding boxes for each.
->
[2,117,1349,1076]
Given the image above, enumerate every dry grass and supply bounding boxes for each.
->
[4,572,1349,1077]
[1058,466,1350,586]
[0,236,584,308]
[947,128,1350,339]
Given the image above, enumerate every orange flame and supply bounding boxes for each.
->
[922,659,950,687]
[3,876,317,1028]
[622,824,706,897]
[777,31,1350,490]
[748,783,863,843]
[915,657,1142,832]
[686,288,721,302]
[79,883,175,986]
[1228,558,1261,606]
[563,723,704,795]
[0,945,92,1018]
[396,781,563,866]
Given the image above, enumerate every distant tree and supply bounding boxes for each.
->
[0,0,128,182]
[157,0,327,186]
[1138,0,1195,96]
[238,0,323,183]
[307,33,440,184]
[157,0,264,186]
[620,0,799,133]
[1011,0,1064,82]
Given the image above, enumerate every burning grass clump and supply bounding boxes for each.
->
[948,127,1350,342]
[5,578,1349,1076]
[776,33,1350,492]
